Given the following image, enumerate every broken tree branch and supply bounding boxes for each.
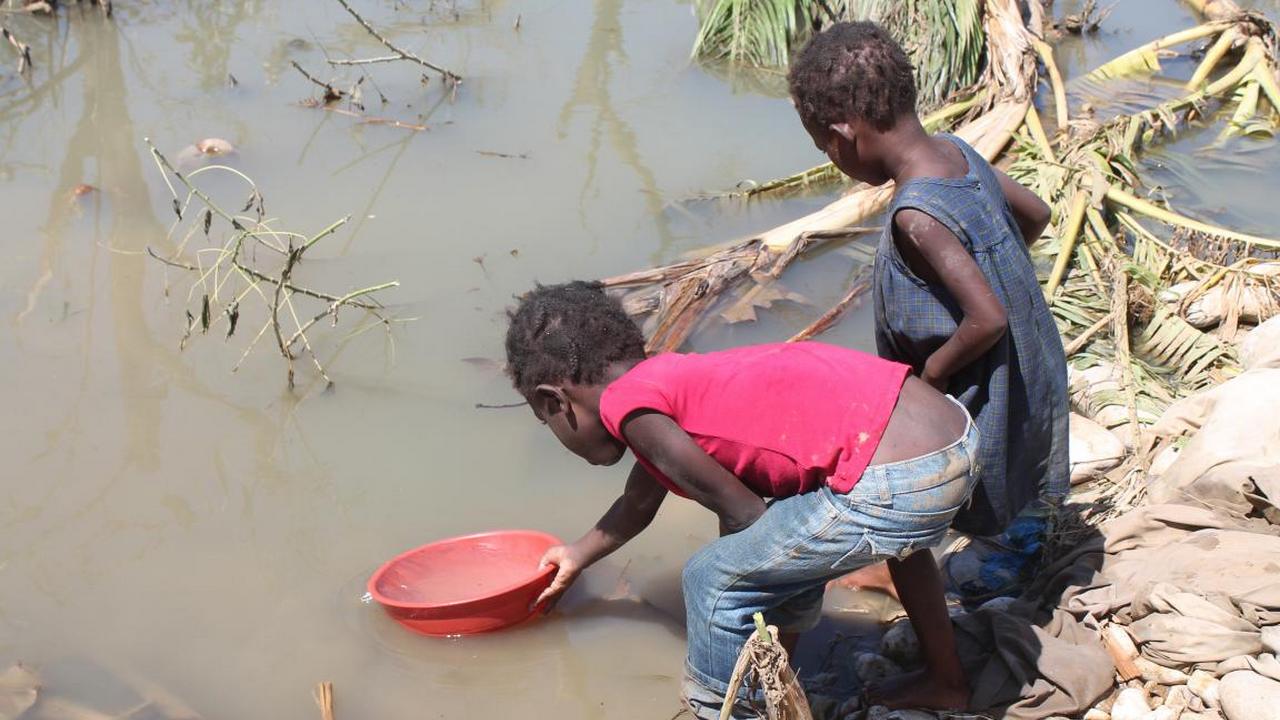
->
[332,0,460,85]
[787,272,872,343]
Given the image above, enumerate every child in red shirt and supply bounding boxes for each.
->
[505,281,980,719]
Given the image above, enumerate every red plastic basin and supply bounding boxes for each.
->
[367,530,561,636]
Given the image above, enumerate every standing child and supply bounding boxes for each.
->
[505,281,981,719]
[787,21,1070,708]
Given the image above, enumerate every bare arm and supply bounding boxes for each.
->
[536,462,667,608]
[894,209,1008,390]
[994,168,1051,245]
[573,462,668,562]
[622,410,766,534]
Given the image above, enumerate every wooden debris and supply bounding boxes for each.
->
[1101,624,1143,682]
[787,272,872,343]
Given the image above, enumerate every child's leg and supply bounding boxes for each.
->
[868,550,970,710]
[679,490,861,720]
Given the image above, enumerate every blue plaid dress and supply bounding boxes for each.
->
[872,134,1069,536]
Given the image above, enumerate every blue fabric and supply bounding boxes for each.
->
[872,133,1069,537]
[681,411,980,719]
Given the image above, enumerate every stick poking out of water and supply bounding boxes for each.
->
[330,0,461,87]
[314,682,335,720]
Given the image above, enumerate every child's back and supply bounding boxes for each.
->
[874,134,1069,534]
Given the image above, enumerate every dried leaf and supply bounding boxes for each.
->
[719,283,806,325]
[202,208,213,236]
[171,198,182,220]
[200,295,210,333]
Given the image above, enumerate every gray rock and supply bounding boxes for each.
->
[1111,687,1152,720]
[853,653,904,685]
[1219,670,1280,720]
[878,620,922,668]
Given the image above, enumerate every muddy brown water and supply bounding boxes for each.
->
[0,1,1276,718]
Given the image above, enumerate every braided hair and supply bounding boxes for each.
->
[505,281,647,398]
[787,21,918,132]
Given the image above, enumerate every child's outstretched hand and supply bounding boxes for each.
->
[533,544,588,612]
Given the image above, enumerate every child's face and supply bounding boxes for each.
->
[800,115,889,186]
[528,384,628,467]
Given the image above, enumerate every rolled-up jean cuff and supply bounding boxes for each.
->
[682,661,765,720]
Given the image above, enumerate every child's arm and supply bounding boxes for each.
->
[536,462,667,609]
[994,168,1052,245]
[621,410,766,534]
[893,209,1009,391]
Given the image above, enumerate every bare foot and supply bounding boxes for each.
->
[866,669,970,711]
[827,561,900,601]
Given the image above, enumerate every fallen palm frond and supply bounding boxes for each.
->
[143,138,400,390]
[692,0,984,107]
[1084,22,1233,82]
[691,0,803,68]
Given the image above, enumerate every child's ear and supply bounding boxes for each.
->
[532,384,567,418]
[830,122,856,143]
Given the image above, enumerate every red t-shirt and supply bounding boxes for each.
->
[598,342,909,498]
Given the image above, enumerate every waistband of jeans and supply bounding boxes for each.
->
[863,394,976,472]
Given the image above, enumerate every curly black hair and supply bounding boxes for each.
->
[787,21,917,132]
[504,281,647,398]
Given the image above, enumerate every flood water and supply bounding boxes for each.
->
[1,1,1277,718]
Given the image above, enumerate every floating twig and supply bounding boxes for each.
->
[476,150,529,159]
[332,0,461,86]
[291,60,344,104]
[475,401,528,410]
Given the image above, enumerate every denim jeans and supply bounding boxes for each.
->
[681,400,981,719]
